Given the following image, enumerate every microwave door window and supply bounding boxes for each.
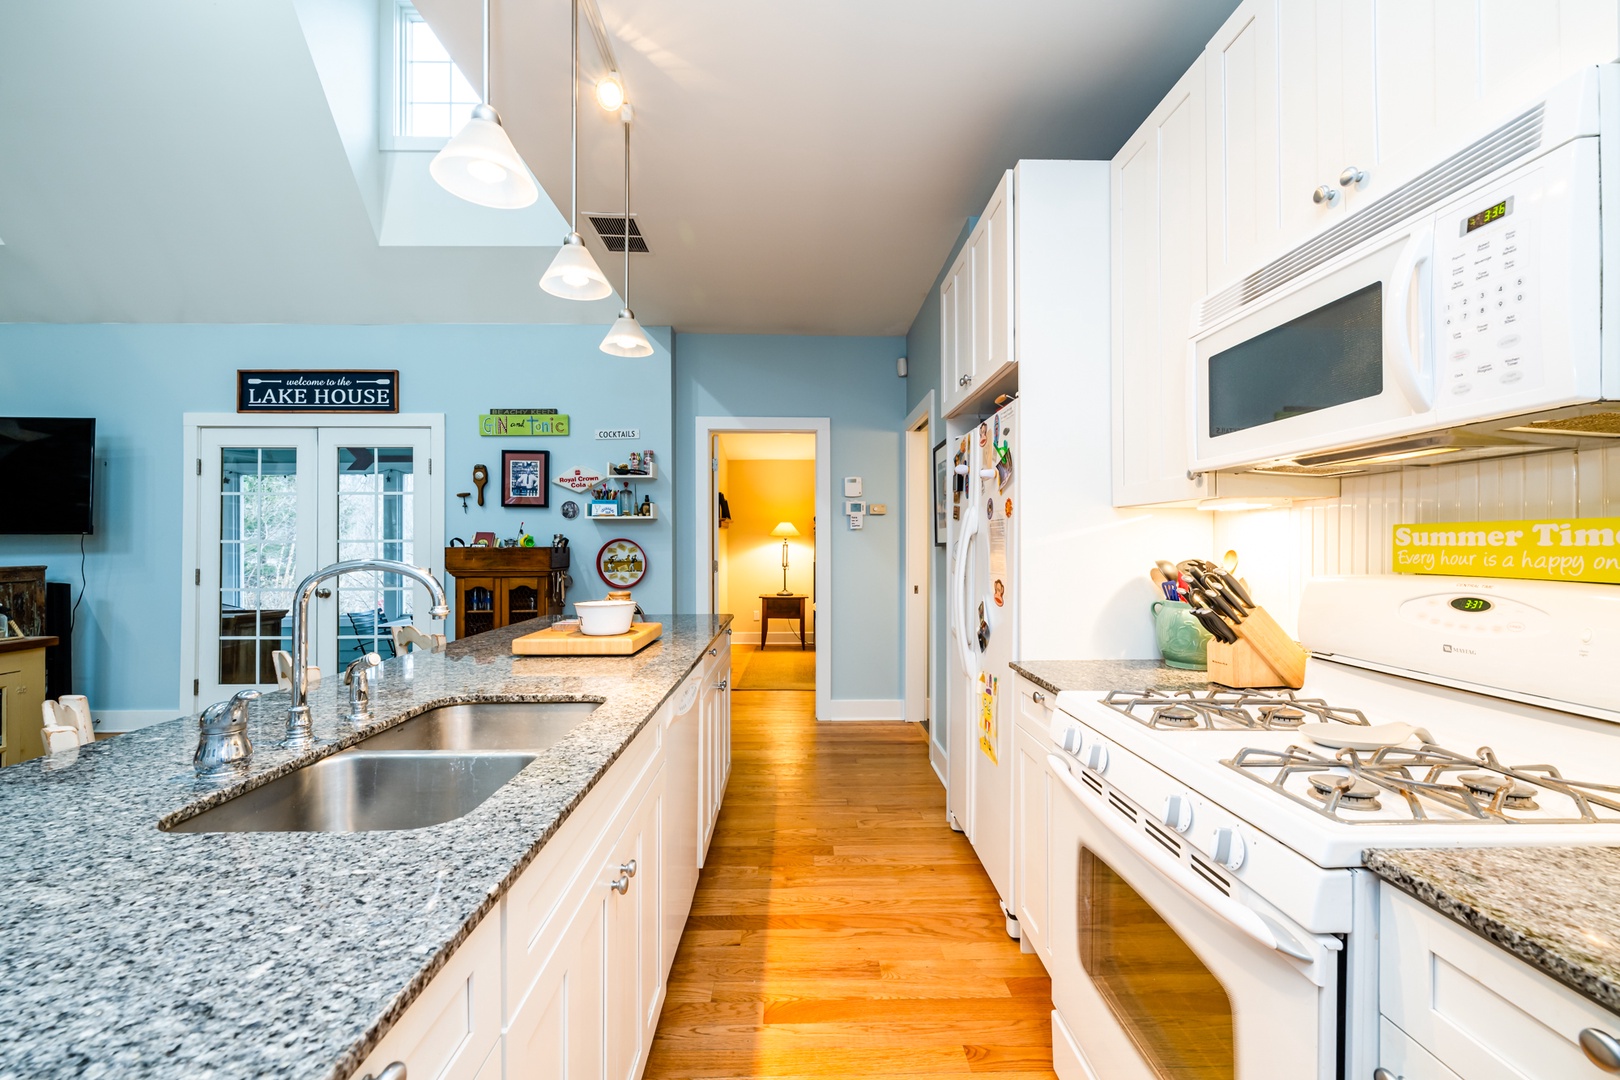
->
[1080,848,1235,1080]
[1208,282,1385,437]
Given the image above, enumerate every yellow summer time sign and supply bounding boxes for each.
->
[1392,518,1620,584]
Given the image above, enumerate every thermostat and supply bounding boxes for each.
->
[843,476,863,498]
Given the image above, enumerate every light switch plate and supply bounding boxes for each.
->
[843,476,863,497]
[870,503,887,515]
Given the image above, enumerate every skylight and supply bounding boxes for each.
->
[398,5,480,140]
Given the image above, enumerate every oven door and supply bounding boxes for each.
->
[1192,220,1437,472]
[1044,755,1340,1080]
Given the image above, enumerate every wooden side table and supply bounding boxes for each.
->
[759,594,808,650]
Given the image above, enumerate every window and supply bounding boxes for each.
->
[391,2,480,145]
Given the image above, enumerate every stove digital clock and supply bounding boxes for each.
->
[1450,596,1493,613]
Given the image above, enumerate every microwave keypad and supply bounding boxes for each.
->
[1438,200,1536,402]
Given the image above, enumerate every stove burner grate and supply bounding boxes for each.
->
[1223,742,1620,825]
[1099,688,1371,731]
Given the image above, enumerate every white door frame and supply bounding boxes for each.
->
[693,416,831,720]
[903,395,935,730]
[179,412,446,714]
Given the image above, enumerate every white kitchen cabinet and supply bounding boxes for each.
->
[1111,58,1210,507]
[698,640,732,864]
[606,765,665,1080]
[662,666,703,974]
[1378,887,1620,1079]
[940,170,1016,419]
[350,908,503,1080]
[1011,677,1055,964]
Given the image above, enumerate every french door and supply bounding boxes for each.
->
[190,423,437,710]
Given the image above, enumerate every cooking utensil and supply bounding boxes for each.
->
[1150,567,1179,601]
[1191,605,1238,644]
[1202,560,1255,609]
[1223,549,1239,574]
[1202,576,1251,620]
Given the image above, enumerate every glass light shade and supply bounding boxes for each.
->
[771,522,800,537]
[540,235,615,300]
[596,74,625,112]
[429,105,539,209]
[600,309,655,357]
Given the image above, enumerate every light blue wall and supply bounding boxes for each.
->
[672,334,908,704]
[905,221,973,735]
[0,324,673,719]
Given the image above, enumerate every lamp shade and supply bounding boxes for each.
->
[429,105,540,209]
[771,522,800,538]
[600,308,655,357]
[540,235,615,300]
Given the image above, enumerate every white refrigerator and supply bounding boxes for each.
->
[947,398,1018,933]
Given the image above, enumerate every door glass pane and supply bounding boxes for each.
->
[334,446,415,665]
[1079,848,1234,1079]
[1207,282,1384,436]
[218,447,299,684]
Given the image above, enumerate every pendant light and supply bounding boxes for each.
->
[539,0,613,300]
[429,0,539,209]
[600,115,653,357]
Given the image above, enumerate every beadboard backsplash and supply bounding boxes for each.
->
[1212,446,1620,638]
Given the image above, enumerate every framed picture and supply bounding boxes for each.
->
[933,439,949,546]
[501,450,549,508]
[598,538,648,588]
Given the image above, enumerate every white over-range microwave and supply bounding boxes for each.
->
[1191,65,1620,476]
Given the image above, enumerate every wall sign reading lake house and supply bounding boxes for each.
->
[237,370,399,413]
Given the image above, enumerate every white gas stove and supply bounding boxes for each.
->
[1037,575,1620,1080]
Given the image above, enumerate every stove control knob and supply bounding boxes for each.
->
[1210,826,1247,871]
[1162,794,1194,834]
[1082,741,1110,774]
[1053,721,1084,758]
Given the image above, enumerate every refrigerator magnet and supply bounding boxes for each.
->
[986,497,994,519]
[1004,497,1013,518]
[993,579,1005,607]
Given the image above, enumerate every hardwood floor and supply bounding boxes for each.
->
[645,690,1057,1079]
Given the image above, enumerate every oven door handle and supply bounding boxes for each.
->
[1047,755,1340,979]
[1385,223,1435,411]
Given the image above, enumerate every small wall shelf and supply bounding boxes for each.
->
[588,506,658,522]
[605,462,657,482]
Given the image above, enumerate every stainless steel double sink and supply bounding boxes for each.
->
[165,701,600,834]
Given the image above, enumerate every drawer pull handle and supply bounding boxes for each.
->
[709,647,718,656]
[610,873,631,894]
[619,859,637,878]
[362,1064,407,1080]
[1581,1028,1620,1072]
[1031,690,1045,704]
[1313,184,1339,205]
[1372,1069,1398,1080]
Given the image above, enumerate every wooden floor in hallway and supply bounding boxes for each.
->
[644,690,1057,1080]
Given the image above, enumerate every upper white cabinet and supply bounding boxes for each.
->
[941,170,1016,419]
[1205,0,1618,295]
[1112,59,1210,507]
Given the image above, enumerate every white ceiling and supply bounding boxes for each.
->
[717,432,816,461]
[0,0,1237,333]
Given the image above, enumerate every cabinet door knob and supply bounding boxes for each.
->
[1339,165,1368,187]
[1372,1069,1398,1080]
[362,1064,407,1080]
[1580,1028,1620,1072]
[619,859,638,878]
[1312,185,1339,205]
[315,587,332,599]
[610,873,631,894]
[1031,690,1045,704]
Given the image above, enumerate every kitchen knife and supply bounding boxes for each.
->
[1192,586,1246,626]
[1204,561,1255,608]
[1184,565,1245,621]
[1202,576,1250,620]
[1191,605,1238,644]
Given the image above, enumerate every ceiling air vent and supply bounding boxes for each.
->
[586,214,649,254]
[1199,102,1545,330]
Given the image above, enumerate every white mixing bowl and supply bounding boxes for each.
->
[575,599,636,636]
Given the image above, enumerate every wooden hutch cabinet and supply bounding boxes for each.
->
[443,547,566,640]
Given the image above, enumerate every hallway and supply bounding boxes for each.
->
[644,690,1057,1079]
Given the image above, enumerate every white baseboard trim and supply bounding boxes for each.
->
[819,698,906,722]
[731,631,816,646]
[94,708,186,733]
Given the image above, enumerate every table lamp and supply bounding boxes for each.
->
[771,521,800,595]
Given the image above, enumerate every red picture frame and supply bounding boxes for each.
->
[500,449,549,508]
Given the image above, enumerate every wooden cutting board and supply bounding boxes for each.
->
[513,621,663,656]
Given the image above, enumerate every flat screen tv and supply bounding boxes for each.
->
[0,418,96,534]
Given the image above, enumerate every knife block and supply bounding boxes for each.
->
[1205,606,1307,689]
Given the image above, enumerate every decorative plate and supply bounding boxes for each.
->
[597,538,648,588]
[561,500,579,520]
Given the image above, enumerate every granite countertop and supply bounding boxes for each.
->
[1366,847,1620,1017]
[0,615,730,1080]
[1010,658,1215,697]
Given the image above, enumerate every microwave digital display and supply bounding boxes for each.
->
[1465,199,1510,233]
[1450,596,1493,613]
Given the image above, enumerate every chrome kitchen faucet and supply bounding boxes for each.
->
[283,560,449,749]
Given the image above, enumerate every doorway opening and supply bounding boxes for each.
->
[903,394,938,770]
[693,417,830,719]
[179,414,444,714]
[716,432,816,691]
